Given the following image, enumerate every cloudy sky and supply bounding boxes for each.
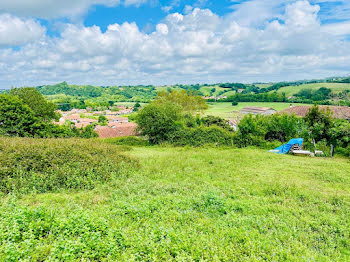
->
[0,0,350,88]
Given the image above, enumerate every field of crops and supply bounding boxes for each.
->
[1,138,349,261]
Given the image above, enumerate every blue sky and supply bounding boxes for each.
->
[0,0,350,88]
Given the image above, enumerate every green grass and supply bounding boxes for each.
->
[276,83,350,96]
[205,102,306,119]
[199,86,226,96]
[0,139,349,261]
[255,84,273,88]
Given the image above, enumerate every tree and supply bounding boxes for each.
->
[304,105,334,146]
[98,115,108,126]
[0,95,41,137]
[156,90,208,113]
[10,87,59,122]
[135,102,183,144]
[264,114,301,143]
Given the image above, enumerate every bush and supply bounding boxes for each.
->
[175,126,235,147]
[104,136,150,146]
[0,138,134,194]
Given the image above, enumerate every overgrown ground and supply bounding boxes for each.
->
[0,139,349,261]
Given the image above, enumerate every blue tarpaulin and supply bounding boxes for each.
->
[269,138,304,154]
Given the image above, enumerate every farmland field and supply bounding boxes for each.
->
[205,102,307,119]
[1,139,349,261]
[276,82,350,96]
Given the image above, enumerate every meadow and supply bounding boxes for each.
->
[276,82,350,96]
[205,102,303,118]
[1,137,349,261]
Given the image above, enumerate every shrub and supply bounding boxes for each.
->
[104,136,150,146]
[0,138,134,194]
[176,126,235,147]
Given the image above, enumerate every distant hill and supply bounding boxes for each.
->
[276,82,350,97]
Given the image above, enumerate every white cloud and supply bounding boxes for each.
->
[0,1,350,88]
[124,0,148,7]
[322,21,350,36]
[0,13,45,46]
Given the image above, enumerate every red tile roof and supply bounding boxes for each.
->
[95,123,138,138]
[281,106,350,119]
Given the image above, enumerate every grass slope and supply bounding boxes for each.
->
[1,141,349,261]
[276,83,350,97]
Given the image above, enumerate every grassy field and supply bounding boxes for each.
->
[205,102,305,119]
[276,83,350,96]
[1,138,349,261]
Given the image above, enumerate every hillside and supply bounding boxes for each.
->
[276,82,350,97]
[1,138,349,260]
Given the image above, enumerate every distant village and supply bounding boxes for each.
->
[56,104,350,138]
[55,105,137,138]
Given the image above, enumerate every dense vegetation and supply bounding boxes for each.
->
[0,88,97,138]
[135,91,350,156]
[0,138,133,194]
[0,143,349,260]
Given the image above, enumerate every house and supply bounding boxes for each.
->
[227,119,240,131]
[240,107,276,115]
[94,122,138,138]
[107,116,129,123]
[280,106,350,120]
[65,114,81,123]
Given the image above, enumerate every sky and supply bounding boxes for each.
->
[0,0,350,88]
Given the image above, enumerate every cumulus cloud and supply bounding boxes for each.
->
[0,1,350,88]
[0,13,45,47]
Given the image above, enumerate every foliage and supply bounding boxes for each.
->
[0,94,97,139]
[224,92,287,103]
[9,88,59,122]
[135,102,183,144]
[0,145,349,260]
[234,115,267,147]
[156,90,208,113]
[103,136,150,147]
[0,138,133,194]
[201,115,233,131]
[234,114,303,147]
[304,105,334,144]
[98,115,108,126]
[0,95,41,137]
[176,126,235,147]
[295,87,332,101]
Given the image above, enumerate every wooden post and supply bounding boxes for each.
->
[331,144,334,157]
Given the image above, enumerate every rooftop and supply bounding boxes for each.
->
[281,106,350,119]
